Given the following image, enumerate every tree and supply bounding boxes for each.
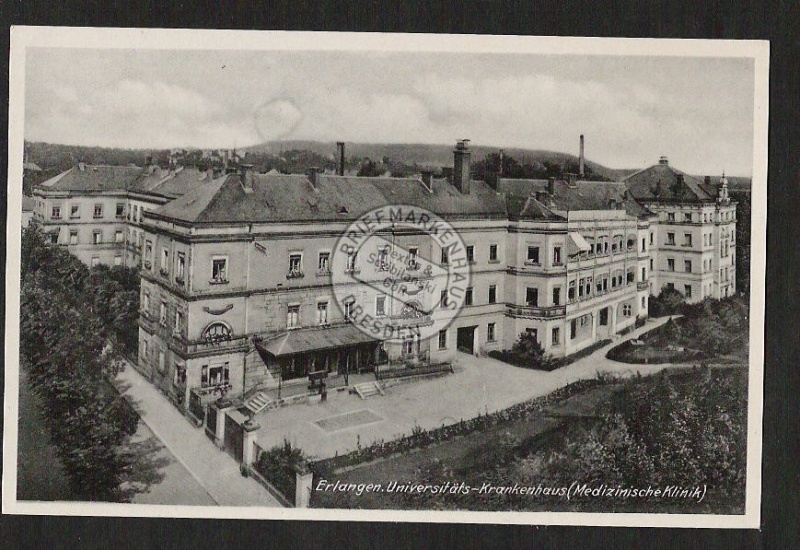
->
[511,331,556,370]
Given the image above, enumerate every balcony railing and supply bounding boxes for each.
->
[637,281,650,291]
[406,261,420,271]
[185,334,250,354]
[286,269,305,279]
[506,304,566,318]
[209,277,229,285]
[389,313,434,328]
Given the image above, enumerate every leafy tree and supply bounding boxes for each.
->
[511,331,556,369]
[357,158,383,177]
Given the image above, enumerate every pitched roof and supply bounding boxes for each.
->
[153,172,506,224]
[37,165,143,193]
[498,178,648,219]
[23,162,42,172]
[622,161,716,203]
[129,166,212,199]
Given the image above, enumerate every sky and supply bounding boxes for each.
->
[24,47,756,175]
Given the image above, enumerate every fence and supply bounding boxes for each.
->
[376,361,453,381]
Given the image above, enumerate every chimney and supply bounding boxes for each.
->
[239,164,255,193]
[547,177,556,196]
[579,135,585,177]
[336,142,346,176]
[420,170,433,189]
[452,139,471,194]
[704,175,711,185]
[659,156,669,165]
[307,167,319,189]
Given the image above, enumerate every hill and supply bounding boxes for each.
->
[241,140,627,181]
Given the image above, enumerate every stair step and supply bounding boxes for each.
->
[245,391,274,414]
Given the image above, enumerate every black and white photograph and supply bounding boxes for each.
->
[3,28,768,528]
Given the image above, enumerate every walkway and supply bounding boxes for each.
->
[254,317,676,459]
[116,363,282,507]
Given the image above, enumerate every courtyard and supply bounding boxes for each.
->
[252,317,674,459]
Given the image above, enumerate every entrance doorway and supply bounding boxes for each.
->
[457,326,476,354]
[599,307,609,326]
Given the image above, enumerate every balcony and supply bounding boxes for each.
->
[209,277,229,285]
[506,304,566,318]
[317,267,331,276]
[185,334,250,355]
[286,269,305,280]
[388,313,434,328]
[344,267,361,275]
[637,281,650,291]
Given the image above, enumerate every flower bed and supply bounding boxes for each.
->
[311,378,601,475]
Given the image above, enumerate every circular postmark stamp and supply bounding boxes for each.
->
[331,204,472,343]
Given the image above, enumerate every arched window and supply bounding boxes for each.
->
[202,321,232,344]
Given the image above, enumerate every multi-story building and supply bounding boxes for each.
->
[31,163,212,268]
[624,156,737,301]
[29,140,737,416]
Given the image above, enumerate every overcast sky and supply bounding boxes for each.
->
[24,48,755,175]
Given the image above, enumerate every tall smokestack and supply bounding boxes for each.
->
[579,134,585,178]
[453,139,471,194]
[336,141,345,176]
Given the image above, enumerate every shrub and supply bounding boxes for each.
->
[254,438,308,501]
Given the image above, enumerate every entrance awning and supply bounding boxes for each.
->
[254,323,379,358]
[567,231,591,255]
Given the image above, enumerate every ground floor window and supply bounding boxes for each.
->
[174,364,186,387]
[158,350,166,373]
[623,304,632,317]
[487,323,496,342]
[526,328,538,343]
[438,329,447,349]
[552,327,560,345]
[201,362,230,387]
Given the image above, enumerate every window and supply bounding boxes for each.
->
[144,240,153,267]
[176,252,185,281]
[375,296,386,317]
[641,238,646,253]
[466,245,475,264]
[552,287,561,306]
[489,244,498,262]
[553,246,562,265]
[161,249,169,273]
[570,319,577,339]
[641,267,646,281]
[141,340,148,359]
[116,203,125,218]
[288,253,303,278]
[92,231,102,245]
[627,237,635,250]
[465,287,474,306]
[114,255,122,266]
[201,362,230,388]
[115,230,123,243]
[203,321,233,342]
[684,285,692,298]
[684,260,692,273]
[667,258,675,271]
[579,278,585,298]
[402,336,416,356]
[667,212,675,222]
[133,205,139,222]
[438,329,447,349]
[526,246,540,264]
[91,257,99,267]
[346,251,359,273]
[318,252,330,274]
[623,304,632,317]
[552,327,560,345]
[568,281,576,302]
[343,301,355,321]
[488,284,497,304]
[377,246,389,271]
[287,305,300,328]
[666,232,675,245]
[49,232,59,244]
[173,310,183,334]
[159,301,167,326]
[526,287,538,307]
[407,247,419,269]
[585,277,592,297]
[684,213,692,223]
[526,328,538,343]
[69,231,78,245]
[318,302,329,324]
[627,270,635,284]
[93,204,103,219]
[211,257,228,283]
[650,258,654,271]
[666,283,675,290]
[70,205,80,219]
[51,205,61,219]
[142,291,150,313]
[684,233,692,247]
[158,350,166,373]
[487,323,496,342]
[440,247,449,265]
[650,232,654,245]
[174,364,186,387]
[642,297,646,309]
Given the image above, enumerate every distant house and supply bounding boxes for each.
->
[21,195,35,227]
[23,162,42,172]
